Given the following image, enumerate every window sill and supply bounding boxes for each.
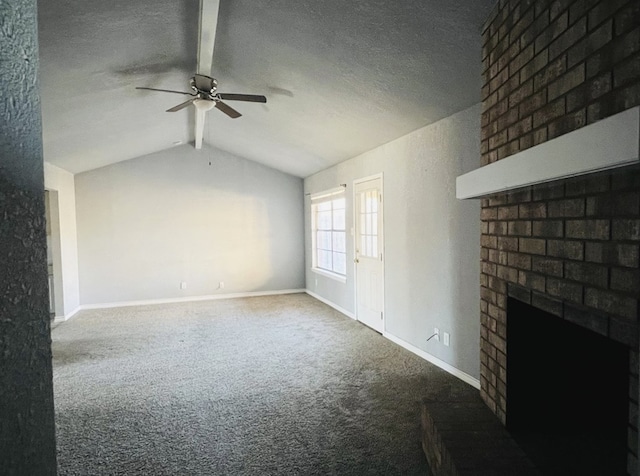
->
[312,268,347,283]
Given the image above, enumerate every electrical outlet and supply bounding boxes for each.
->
[219,281,225,289]
[433,327,440,342]
[443,332,450,347]
[180,282,187,290]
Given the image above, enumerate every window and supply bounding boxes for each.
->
[311,188,346,278]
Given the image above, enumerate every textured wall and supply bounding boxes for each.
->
[0,1,58,474]
[304,105,481,380]
[479,0,639,472]
[75,145,304,305]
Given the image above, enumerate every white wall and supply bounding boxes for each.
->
[305,105,481,379]
[44,162,80,317]
[75,145,304,305]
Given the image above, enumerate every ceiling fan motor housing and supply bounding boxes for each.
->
[191,75,217,94]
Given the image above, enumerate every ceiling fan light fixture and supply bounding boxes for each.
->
[193,98,216,112]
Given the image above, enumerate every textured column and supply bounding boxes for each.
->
[0,0,58,474]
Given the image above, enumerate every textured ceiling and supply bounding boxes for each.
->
[38,0,496,177]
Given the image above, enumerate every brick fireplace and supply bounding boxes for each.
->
[475,0,640,474]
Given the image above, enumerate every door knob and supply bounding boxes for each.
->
[354,258,359,263]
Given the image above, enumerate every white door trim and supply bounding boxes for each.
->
[45,188,65,319]
[353,173,385,333]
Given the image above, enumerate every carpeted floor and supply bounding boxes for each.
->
[52,293,469,475]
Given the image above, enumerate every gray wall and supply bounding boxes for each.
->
[0,1,58,473]
[305,105,481,379]
[75,145,304,305]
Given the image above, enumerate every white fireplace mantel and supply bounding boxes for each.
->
[456,106,640,199]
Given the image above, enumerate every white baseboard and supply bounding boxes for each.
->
[383,331,481,390]
[77,289,306,311]
[304,291,479,389]
[305,290,356,320]
[53,305,82,323]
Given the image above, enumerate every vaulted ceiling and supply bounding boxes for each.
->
[37,0,496,178]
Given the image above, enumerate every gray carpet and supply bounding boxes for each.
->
[52,293,469,475]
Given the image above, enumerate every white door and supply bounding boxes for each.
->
[354,176,384,333]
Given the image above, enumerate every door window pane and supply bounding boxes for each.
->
[357,188,379,259]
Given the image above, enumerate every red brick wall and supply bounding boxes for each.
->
[479,0,640,471]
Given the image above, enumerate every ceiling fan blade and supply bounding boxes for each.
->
[194,74,215,92]
[166,98,196,112]
[136,87,194,96]
[197,0,220,76]
[218,93,267,103]
[215,101,242,119]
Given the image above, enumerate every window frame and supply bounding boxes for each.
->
[310,187,347,283]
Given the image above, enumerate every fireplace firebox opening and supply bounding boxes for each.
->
[507,297,630,475]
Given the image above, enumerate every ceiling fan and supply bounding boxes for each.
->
[136,74,266,119]
[135,0,266,150]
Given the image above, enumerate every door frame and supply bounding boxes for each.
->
[352,173,385,333]
[45,188,65,319]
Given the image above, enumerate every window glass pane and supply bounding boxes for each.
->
[317,231,331,250]
[333,208,345,230]
[332,231,346,253]
[317,201,331,212]
[333,252,346,275]
[366,192,372,213]
[333,197,345,210]
[371,191,378,213]
[371,213,378,236]
[317,211,332,230]
[317,250,331,270]
[372,236,378,257]
[360,236,366,254]
[366,214,372,235]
